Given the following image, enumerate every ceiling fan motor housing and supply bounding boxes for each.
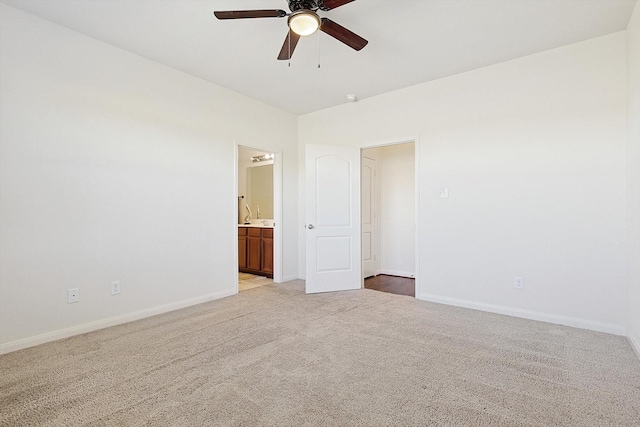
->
[288,0,351,12]
[289,0,319,12]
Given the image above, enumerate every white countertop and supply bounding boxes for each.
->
[239,224,274,228]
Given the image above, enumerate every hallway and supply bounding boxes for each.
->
[364,274,415,297]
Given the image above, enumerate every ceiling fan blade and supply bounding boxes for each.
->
[320,18,368,51]
[277,30,301,60]
[214,10,287,20]
[318,0,355,11]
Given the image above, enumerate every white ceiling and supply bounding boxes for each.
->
[2,0,636,115]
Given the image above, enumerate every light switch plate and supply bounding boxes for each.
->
[111,281,121,295]
[514,276,524,289]
[68,287,80,303]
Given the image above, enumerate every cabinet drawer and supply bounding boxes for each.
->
[248,227,262,237]
[262,228,273,238]
[238,227,247,236]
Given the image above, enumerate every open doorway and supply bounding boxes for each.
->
[303,142,419,296]
[361,142,416,297]
[236,146,279,292]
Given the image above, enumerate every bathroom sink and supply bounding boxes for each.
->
[248,219,274,227]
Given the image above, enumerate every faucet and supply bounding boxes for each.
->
[244,203,252,224]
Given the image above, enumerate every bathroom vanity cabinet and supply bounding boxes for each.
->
[238,226,273,278]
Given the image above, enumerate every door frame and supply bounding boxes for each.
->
[234,143,283,291]
[361,155,378,278]
[359,136,421,297]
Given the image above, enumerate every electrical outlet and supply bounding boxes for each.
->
[110,281,121,295]
[514,276,524,289]
[67,287,80,303]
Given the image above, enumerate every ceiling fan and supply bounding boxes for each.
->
[214,0,368,60]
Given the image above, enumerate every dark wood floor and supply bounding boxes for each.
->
[364,274,415,297]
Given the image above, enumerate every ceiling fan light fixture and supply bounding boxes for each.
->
[288,10,321,36]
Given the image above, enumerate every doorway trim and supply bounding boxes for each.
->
[359,136,421,298]
[361,155,378,279]
[235,143,283,293]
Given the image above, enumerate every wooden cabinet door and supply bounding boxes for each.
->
[261,236,273,275]
[261,228,273,275]
[247,236,262,271]
[238,227,248,269]
[238,236,247,268]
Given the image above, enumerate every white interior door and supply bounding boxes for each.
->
[362,156,376,278]
[305,144,361,294]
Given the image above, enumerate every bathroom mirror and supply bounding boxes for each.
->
[247,164,273,219]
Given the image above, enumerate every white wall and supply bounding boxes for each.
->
[0,4,298,352]
[300,32,628,334]
[626,2,640,356]
[363,144,415,278]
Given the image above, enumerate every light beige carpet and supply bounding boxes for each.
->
[1,281,639,426]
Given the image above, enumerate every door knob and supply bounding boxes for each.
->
[307,224,315,229]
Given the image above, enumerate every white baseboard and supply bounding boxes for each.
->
[377,270,415,278]
[418,293,626,336]
[628,333,640,361]
[0,288,237,355]
[279,275,299,283]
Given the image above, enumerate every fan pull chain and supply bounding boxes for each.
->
[288,31,291,67]
[317,30,321,69]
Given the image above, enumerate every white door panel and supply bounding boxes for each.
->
[306,144,361,294]
[362,156,376,278]
[316,156,351,227]
[316,236,352,271]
